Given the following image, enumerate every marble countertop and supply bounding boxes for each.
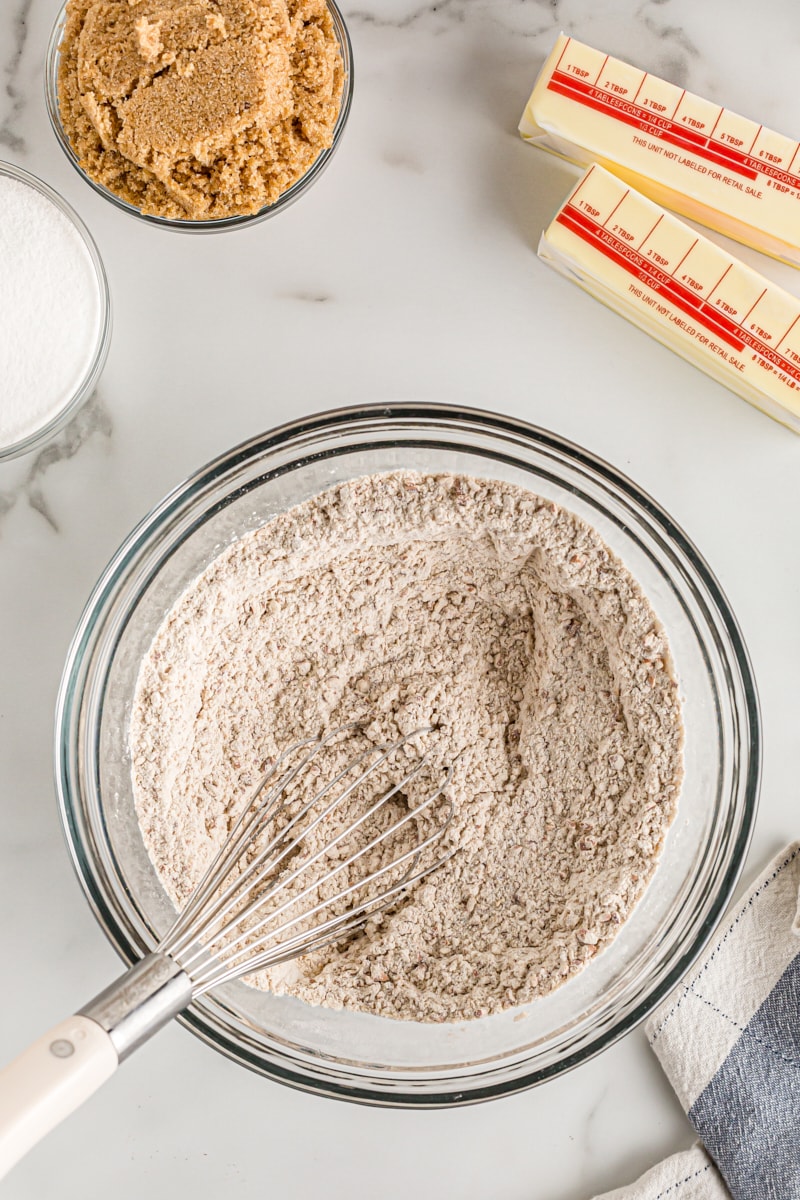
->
[2,1,799,1196]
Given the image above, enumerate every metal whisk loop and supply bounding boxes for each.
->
[165,727,424,962]
[192,763,455,991]
[162,726,354,960]
[161,726,454,992]
[195,843,456,992]
[185,737,424,960]
[188,750,433,965]
[160,731,324,955]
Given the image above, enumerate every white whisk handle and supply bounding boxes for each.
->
[0,1015,117,1180]
[0,954,192,1180]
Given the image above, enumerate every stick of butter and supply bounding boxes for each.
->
[520,34,800,268]
[539,164,800,432]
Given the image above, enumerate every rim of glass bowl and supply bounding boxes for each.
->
[44,2,354,233]
[0,159,112,462]
[55,403,761,1106]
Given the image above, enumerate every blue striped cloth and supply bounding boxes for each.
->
[593,843,800,1200]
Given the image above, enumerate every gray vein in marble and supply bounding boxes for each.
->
[343,0,708,90]
[346,0,461,30]
[636,7,700,88]
[0,393,113,536]
[655,52,689,89]
[383,149,425,174]
[345,0,558,37]
[578,1081,611,1190]
[282,291,332,303]
[0,0,33,153]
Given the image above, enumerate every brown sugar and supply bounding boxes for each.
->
[58,0,345,221]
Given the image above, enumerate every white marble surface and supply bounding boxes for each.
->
[1,1,799,1196]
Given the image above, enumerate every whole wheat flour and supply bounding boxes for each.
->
[131,472,684,1022]
[58,0,343,220]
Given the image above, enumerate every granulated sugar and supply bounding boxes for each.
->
[131,472,684,1022]
[0,172,103,449]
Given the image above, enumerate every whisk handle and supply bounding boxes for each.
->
[0,1015,117,1180]
[0,954,192,1180]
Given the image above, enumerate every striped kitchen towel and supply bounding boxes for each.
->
[594,842,800,1200]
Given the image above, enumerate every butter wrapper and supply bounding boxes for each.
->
[539,164,800,432]
[521,34,800,268]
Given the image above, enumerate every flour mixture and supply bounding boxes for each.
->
[131,472,683,1022]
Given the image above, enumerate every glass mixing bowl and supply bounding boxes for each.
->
[45,2,353,233]
[55,404,759,1106]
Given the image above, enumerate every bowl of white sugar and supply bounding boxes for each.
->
[0,161,110,460]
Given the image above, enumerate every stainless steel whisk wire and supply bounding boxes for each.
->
[0,726,453,1179]
[163,725,455,992]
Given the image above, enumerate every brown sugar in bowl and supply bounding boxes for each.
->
[45,0,353,232]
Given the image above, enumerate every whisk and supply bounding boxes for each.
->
[0,726,453,1179]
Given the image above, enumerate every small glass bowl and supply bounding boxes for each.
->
[0,160,111,462]
[55,404,760,1107]
[44,2,354,233]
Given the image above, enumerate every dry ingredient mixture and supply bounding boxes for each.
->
[131,472,684,1022]
[58,0,344,220]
